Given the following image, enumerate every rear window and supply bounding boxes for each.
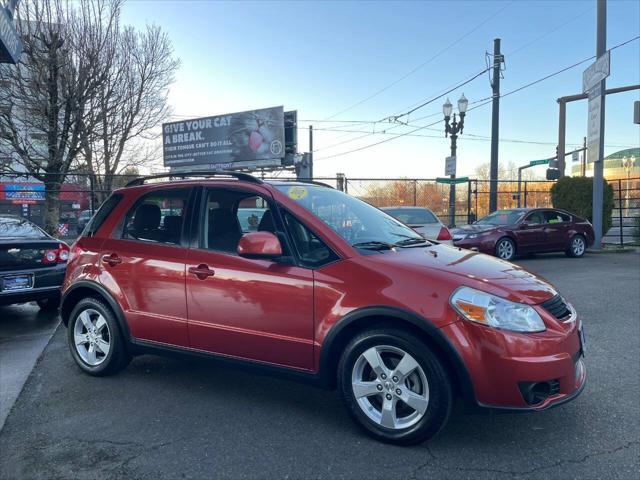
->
[384,208,438,225]
[84,194,123,237]
[0,217,47,239]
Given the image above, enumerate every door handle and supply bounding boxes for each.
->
[101,253,122,267]
[189,264,215,280]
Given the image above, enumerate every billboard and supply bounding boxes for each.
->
[163,106,286,170]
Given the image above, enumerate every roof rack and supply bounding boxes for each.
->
[270,178,334,189]
[125,170,263,187]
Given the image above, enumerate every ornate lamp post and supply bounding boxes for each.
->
[443,94,468,227]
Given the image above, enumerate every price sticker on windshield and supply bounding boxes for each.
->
[288,186,308,200]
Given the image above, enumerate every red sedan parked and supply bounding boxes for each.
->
[60,173,586,444]
[452,208,595,261]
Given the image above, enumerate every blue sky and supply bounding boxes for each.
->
[122,0,640,179]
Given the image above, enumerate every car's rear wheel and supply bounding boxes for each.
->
[566,234,586,258]
[36,296,59,311]
[67,297,130,376]
[337,328,453,445]
[495,237,516,261]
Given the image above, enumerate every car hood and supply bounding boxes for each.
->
[451,224,502,235]
[365,244,557,305]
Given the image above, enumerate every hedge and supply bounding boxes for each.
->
[550,177,614,236]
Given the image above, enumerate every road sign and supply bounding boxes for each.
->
[572,151,580,163]
[444,156,456,176]
[582,50,610,93]
[587,84,602,163]
[436,177,468,185]
[529,159,550,166]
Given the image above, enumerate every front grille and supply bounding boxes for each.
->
[548,379,560,396]
[541,294,572,320]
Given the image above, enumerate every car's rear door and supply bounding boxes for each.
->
[98,187,192,347]
[541,210,571,251]
[185,185,315,370]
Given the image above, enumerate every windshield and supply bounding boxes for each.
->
[275,185,425,248]
[383,208,439,225]
[476,210,525,226]
[0,217,48,239]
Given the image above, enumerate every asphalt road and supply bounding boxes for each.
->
[0,252,638,479]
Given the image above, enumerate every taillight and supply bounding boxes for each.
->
[437,226,452,241]
[42,243,70,264]
[58,244,69,262]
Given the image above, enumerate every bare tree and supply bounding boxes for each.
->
[0,0,121,234]
[81,24,179,201]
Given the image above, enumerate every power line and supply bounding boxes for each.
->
[314,34,640,161]
[306,126,633,149]
[323,1,515,120]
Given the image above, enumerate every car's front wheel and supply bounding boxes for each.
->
[495,237,516,261]
[67,297,130,376]
[338,328,453,445]
[566,234,586,258]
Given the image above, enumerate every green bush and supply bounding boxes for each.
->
[550,177,614,236]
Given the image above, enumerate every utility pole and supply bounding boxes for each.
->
[308,125,314,179]
[489,38,503,213]
[557,101,567,176]
[592,0,606,248]
[582,136,587,176]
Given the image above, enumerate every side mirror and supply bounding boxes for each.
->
[237,231,282,259]
[520,222,531,229]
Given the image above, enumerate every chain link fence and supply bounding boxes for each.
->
[1,172,638,245]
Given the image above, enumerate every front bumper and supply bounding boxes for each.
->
[441,312,586,411]
[452,237,495,254]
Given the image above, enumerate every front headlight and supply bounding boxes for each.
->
[450,287,546,333]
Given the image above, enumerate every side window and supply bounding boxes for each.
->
[202,190,274,254]
[122,189,188,245]
[237,196,268,233]
[283,211,338,268]
[545,211,570,224]
[526,211,544,225]
[84,194,122,236]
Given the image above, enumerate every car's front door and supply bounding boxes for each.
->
[185,187,315,370]
[514,211,545,253]
[99,187,192,347]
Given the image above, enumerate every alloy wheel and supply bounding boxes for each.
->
[351,345,429,430]
[572,237,585,256]
[73,309,111,366]
[497,239,514,259]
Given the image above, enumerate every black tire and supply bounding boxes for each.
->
[495,237,516,261]
[36,296,60,311]
[565,234,586,258]
[67,297,131,376]
[337,327,453,445]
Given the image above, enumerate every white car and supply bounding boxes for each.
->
[381,207,453,245]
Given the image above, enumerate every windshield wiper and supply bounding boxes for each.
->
[394,238,431,247]
[352,241,395,250]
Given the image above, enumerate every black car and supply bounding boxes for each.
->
[76,209,93,235]
[0,215,69,309]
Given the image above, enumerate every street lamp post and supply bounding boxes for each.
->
[443,94,468,227]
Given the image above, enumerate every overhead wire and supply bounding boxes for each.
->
[322,0,515,120]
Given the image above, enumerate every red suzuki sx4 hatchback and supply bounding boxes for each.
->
[61,172,586,445]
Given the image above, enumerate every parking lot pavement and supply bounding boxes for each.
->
[0,252,639,479]
[0,303,59,430]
